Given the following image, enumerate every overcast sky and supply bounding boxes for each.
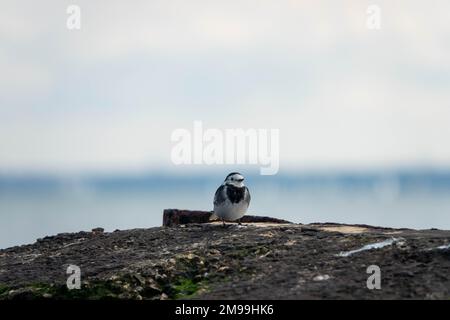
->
[1,0,450,174]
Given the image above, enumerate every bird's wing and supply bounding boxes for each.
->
[244,186,251,206]
[213,185,227,207]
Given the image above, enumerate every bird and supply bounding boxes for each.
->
[213,172,251,226]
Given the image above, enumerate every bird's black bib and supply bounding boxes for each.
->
[226,185,246,204]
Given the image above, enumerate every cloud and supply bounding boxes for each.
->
[1,0,450,171]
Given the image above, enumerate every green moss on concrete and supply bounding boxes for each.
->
[172,278,207,299]
[0,284,11,297]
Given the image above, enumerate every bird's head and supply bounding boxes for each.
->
[224,172,245,188]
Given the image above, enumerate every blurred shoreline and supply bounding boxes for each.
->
[1,169,450,193]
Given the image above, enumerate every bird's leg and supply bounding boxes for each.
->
[237,218,242,226]
[222,218,226,227]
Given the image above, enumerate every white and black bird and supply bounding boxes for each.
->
[213,172,251,226]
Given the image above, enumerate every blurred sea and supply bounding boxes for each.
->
[1,170,450,249]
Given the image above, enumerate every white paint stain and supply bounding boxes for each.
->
[337,238,404,257]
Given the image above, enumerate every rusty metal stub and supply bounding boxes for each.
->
[162,209,292,227]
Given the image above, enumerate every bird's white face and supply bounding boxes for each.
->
[224,173,245,188]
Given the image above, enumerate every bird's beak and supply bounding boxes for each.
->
[237,178,244,182]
